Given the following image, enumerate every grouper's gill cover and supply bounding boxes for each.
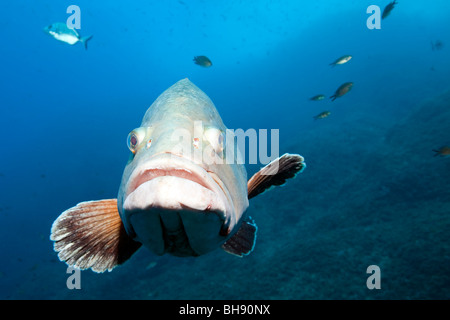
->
[117,79,249,256]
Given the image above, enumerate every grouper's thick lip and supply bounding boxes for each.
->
[129,167,213,196]
[124,152,234,221]
[125,153,232,215]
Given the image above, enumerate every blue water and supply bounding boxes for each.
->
[1,0,450,299]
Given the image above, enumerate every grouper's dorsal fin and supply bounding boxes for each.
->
[221,218,257,257]
[50,199,141,273]
[247,153,306,200]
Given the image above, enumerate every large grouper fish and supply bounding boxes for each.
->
[50,79,306,272]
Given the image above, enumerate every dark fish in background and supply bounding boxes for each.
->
[193,56,213,67]
[431,40,444,51]
[309,94,326,101]
[314,111,331,120]
[382,1,398,20]
[330,82,353,101]
[329,55,352,67]
[433,146,450,157]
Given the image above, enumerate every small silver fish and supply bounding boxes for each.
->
[309,94,326,101]
[43,22,93,50]
[314,111,331,120]
[330,55,352,67]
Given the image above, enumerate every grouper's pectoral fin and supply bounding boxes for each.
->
[221,218,257,257]
[223,154,305,257]
[50,199,141,273]
[247,153,306,200]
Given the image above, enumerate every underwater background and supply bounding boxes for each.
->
[1,0,450,299]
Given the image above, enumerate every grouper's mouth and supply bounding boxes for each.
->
[121,154,235,256]
[125,155,230,213]
[128,167,214,196]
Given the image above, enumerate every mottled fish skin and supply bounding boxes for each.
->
[118,79,248,256]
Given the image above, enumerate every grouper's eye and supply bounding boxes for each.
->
[127,127,147,154]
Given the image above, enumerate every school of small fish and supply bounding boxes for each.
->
[308,1,396,121]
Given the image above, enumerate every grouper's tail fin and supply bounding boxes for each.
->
[80,35,93,50]
[50,199,141,273]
